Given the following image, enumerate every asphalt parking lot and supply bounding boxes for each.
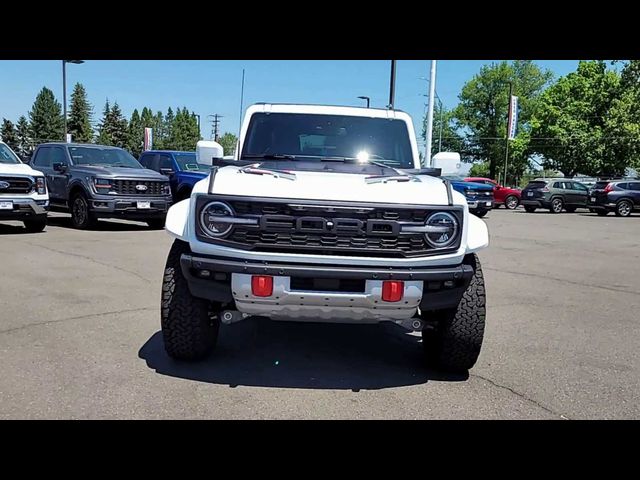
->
[1,208,638,419]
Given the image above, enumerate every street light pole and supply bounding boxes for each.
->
[425,60,437,167]
[62,60,84,142]
[438,96,444,153]
[357,96,370,108]
[194,114,201,133]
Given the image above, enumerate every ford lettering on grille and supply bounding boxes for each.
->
[259,215,398,236]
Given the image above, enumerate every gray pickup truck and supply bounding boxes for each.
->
[31,143,172,229]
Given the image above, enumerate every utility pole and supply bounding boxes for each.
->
[388,60,396,109]
[238,68,245,141]
[504,81,514,185]
[209,114,223,141]
[425,60,437,167]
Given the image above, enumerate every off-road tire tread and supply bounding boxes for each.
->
[161,239,219,360]
[423,254,486,372]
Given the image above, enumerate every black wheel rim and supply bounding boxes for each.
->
[619,202,631,216]
[73,197,87,225]
[553,200,562,212]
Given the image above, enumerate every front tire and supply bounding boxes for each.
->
[596,210,609,216]
[161,239,220,361]
[615,200,633,217]
[505,195,519,210]
[70,192,96,229]
[23,216,47,233]
[422,254,486,372]
[474,209,488,218]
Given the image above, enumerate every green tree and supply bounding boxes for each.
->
[468,162,490,178]
[453,61,553,182]
[1,119,18,151]
[530,61,625,177]
[164,107,175,149]
[127,109,143,157]
[15,116,32,158]
[29,87,64,143]
[217,132,238,156]
[170,107,200,151]
[109,102,129,148]
[96,100,113,145]
[154,111,165,149]
[67,83,93,143]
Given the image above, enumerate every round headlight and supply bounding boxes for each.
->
[425,212,458,248]
[200,201,234,238]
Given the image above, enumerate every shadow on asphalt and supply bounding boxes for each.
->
[0,223,45,235]
[47,215,154,231]
[138,319,468,390]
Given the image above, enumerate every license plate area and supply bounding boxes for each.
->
[137,201,151,209]
[0,201,13,210]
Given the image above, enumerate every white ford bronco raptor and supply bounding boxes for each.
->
[162,104,489,372]
[0,141,49,232]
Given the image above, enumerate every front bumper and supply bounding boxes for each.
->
[89,195,172,219]
[0,198,49,219]
[180,253,474,320]
[467,200,493,210]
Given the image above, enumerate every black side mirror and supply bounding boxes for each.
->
[160,168,175,176]
[53,162,67,173]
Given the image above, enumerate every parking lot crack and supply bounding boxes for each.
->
[0,307,155,335]
[22,241,152,284]
[471,373,570,419]
[485,267,640,297]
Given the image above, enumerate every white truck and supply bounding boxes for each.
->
[162,104,489,372]
[0,142,49,232]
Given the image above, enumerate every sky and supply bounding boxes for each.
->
[0,60,581,148]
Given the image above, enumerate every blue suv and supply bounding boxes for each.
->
[442,175,494,217]
[139,150,209,201]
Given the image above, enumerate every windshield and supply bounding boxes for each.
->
[525,181,548,189]
[0,144,21,164]
[442,175,465,181]
[175,154,209,172]
[69,146,143,168]
[241,113,415,169]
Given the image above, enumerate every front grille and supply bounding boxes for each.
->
[0,176,33,195]
[198,197,462,258]
[112,179,166,196]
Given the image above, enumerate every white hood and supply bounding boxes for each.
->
[199,167,462,206]
[0,162,44,177]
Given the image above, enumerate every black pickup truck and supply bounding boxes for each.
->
[31,143,172,229]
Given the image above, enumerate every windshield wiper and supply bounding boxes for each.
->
[241,154,298,160]
[238,163,297,181]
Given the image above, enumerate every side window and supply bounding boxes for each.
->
[571,182,588,192]
[33,147,51,168]
[50,147,68,165]
[617,183,628,190]
[139,154,152,169]
[141,154,159,171]
[627,182,640,191]
[553,182,563,189]
[159,155,173,171]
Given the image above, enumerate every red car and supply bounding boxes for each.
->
[464,177,521,210]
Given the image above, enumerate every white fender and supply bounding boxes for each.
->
[465,213,489,254]
[165,199,191,240]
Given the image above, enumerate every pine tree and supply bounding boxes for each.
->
[164,107,175,149]
[154,111,164,149]
[1,119,19,151]
[127,109,143,157]
[67,83,93,143]
[15,116,32,158]
[110,102,129,148]
[171,107,200,151]
[29,87,64,143]
[96,99,112,145]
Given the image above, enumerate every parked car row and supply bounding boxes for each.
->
[521,177,640,217]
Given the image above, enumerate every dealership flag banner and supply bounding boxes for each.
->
[507,95,519,140]
[144,128,153,151]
